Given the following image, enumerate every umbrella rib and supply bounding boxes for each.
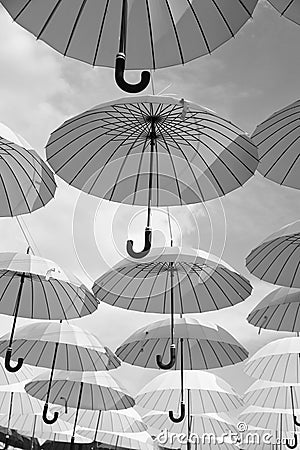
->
[207,341,227,367]
[36,0,63,40]
[253,105,300,143]
[52,280,81,319]
[145,0,156,70]
[156,126,185,206]
[0,172,13,216]
[42,278,65,320]
[92,120,149,202]
[293,303,300,332]
[262,124,300,173]
[187,264,220,310]
[0,157,32,212]
[210,0,235,37]
[163,0,185,65]
[63,0,89,56]
[98,262,155,306]
[143,262,169,312]
[195,339,209,369]
[12,0,33,21]
[132,135,151,205]
[184,0,211,53]
[92,0,110,66]
[178,263,202,313]
[276,303,291,331]
[175,267,185,315]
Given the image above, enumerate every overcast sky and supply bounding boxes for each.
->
[0,0,300,398]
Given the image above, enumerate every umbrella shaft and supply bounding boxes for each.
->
[9,273,25,347]
[119,0,128,54]
[45,341,60,403]
[6,392,14,435]
[146,119,155,228]
[72,382,84,439]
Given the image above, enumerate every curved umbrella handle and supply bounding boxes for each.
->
[286,433,298,449]
[156,344,176,370]
[294,415,300,427]
[5,348,23,372]
[126,227,152,259]
[43,404,59,425]
[169,402,185,423]
[115,53,150,94]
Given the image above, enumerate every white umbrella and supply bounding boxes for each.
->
[135,370,243,417]
[245,337,300,383]
[0,321,120,425]
[0,1,258,93]
[55,407,146,434]
[244,379,300,410]
[246,220,300,288]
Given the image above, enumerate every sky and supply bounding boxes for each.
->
[0,0,300,403]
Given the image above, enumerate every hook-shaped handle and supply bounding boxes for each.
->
[42,403,59,425]
[156,344,176,370]
[294,414,300,428]
[5,348,23,372]
[286,432,298,449]
[169,402,185,423]
[115,53,150,94]
[127,227,152,259]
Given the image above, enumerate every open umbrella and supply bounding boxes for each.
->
[55,407,146,433]
[0,414,72,441]
[0,252,98,373]
[245,337,300,383]
[116,317,248,422]
[0,321,120,424]
[25,370,135,450]
[116,318,248,370]
[244,337,300,447]
[267,1,300,26]
[142,410,237,436]
[244,379,300,411]
[246,220,300,288]
[94,246,252,370]
[247,287,300,333]
[251,98,300,189]
[0,1,259,93]
[135,370,243,415]
[38,432,92,450]
[46,95,258,258]
[0,136,56,217]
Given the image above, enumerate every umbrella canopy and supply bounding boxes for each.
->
[251,98,300,189]
[46,95,258,205]
[246,220,300,288]
[247,287,300,332]
[36,431,91,445]
[0,391,43,416]
[47,95,258,257]
[0,0,258,93]
[116,317,248,370]
[25,370,134,411]
[0,252,98,320]
[94,247,252,314]
[0,357,33,385]
[244,337,300,383]
[0,252,99,374]
[267,0,300,26]
[135,370,242,414]
[244,379,300,410]
[0,136,56,217]
[56,408,146,433]
[142,410,237,435]
[0,414,72,437]
[78,430,154,450]
[0,321,120,372]
[239,405,300,431]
